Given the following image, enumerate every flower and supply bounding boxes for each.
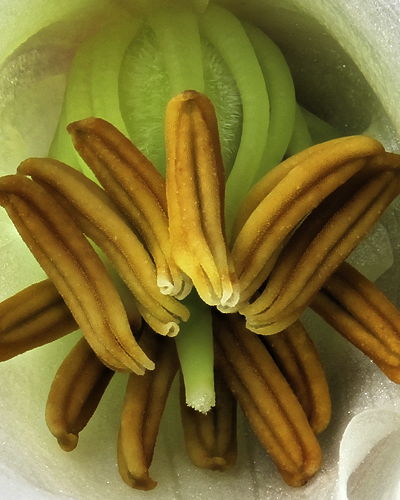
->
[0,0,400,500]
[2,87,400,487]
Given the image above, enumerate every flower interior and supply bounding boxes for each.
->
[1,0,400,494]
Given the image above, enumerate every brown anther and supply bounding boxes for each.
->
[243,167,400,334]
[67,118,191,299]
[214,313,321,487]
[0,175,152,373]
[233,136,381,236]
[165,90,239,308]
[118,329,178,491]
[0,279,76,361]
[232,136,384,307]
[46,337,114,452]
[180,370,237,471]
[263,321,331,434]
[312,262,400,383]
[367,151,400,172]
[18,158,189,338]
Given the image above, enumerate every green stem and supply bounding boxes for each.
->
[49,36,96,182]
[200,4,269,233]
[48,117,78,168]
[123,1,204,174]
[192,0,210,12]
[244,24,296,183]
[90,17,141,135]
[300,106,343,144]
[150,0,204,96]
[286,104,313,156]
[150,4,216,412]
[175,292,215,413]
[49,22,141,329]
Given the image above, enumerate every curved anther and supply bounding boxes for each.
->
[46,338,114,451]
[118,329,178,490]
[214,313,321,487]
[232,136,384,305]
[165,90,239,308]
[0,279,76,360]
[263,321,331,434]
[243,169,400,334]
[0,175,152,373]
[67,117,191,299]
[313,262,400,383]
[18,158,189,337]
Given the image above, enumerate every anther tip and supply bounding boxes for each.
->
[163,322,180,337]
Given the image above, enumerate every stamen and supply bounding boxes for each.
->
[313,262,400,383]
[244,168,400,334]
[214,313,321,487]
[0,175,152,373]
[18,157,189,336]
[165,90,239,307]
[0,279,76,360]
[118,329,178,490]
[243,24,296,183]
[263,321,331,434]
[67,118,191,299]
[180,370,237,471]
[46,338,114,452]
[232,136,384,305]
